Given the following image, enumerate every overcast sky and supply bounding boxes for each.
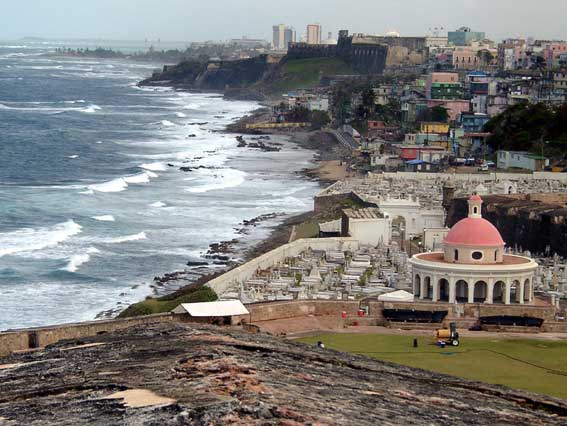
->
[2,0,566,42]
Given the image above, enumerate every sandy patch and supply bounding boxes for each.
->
[104,389,176,408]
[60,343,106,352]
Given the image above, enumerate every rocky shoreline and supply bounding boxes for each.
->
[110,107,347,318]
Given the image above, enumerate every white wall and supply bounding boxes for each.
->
[423,228,450,251]
[349,218,392,246]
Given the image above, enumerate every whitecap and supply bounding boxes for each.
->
[140,162,167,172]
[105,232,147,244]
[88,178,128,193]
[186,169,247,194]
[92,215,116,222]
[0,220,82,258]
[124,173,151,183]
[150,201,166,208]
[182,103,201,110]
[62,254,90,273]
[176,112,187,118]
[160,120,175,127]
[81,104,102,113]
[67,155,79,159]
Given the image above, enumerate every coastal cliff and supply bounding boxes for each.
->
[1,322,565,425]
[139,56,273,99]
[139,55,353,100]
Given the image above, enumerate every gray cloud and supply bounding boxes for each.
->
[1,0,565,42]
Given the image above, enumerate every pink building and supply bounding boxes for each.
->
[427,99,471,121]
[545,43,567,68]
[453,47,481,70]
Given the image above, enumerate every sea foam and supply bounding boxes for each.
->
[0,220,82,258]
[62,247,100,273]
[81,104,102,113]
[140,162,167,172]
[105,232,147,244]
[92,215,116,222]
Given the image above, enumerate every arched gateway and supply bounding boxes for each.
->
[409,195,537,305]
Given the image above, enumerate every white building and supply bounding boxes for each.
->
[409,195,537,305]
[497,150,549,172]
[341,208,392,246]
[307,96,329,112]
[373,196,445,238]
[423,227,450,251]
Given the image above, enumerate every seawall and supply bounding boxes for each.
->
[0,313,174,358]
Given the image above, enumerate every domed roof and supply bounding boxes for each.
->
[444,194,505,247]
[444,217,505,247]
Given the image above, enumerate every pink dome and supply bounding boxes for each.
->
[444,218,505,247]
[469,194,482,202]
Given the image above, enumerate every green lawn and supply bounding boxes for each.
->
[272,58,352,92]
[298,333,567,400]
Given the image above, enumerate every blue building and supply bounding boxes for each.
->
[460,112,490,133]
[448,27,486,46]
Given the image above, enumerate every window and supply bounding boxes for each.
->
[473,207,478,215]
[472,251,483,260]
[454,250,459,261]
[495,250,498,261]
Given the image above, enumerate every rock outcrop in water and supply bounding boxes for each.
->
[0,322,566,425]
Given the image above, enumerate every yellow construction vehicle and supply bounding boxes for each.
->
[436,322,460,347]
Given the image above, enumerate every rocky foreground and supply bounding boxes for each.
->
[0,323,566,425]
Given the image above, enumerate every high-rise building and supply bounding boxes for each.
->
[284,27,296,49]
[273,24,295,50]
[307,24,322,45]
[273,24,285,50]
[448,27,486,46]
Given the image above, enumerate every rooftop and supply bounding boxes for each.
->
[343,208,384,220]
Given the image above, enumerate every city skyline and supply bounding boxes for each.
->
[1,0,566,43]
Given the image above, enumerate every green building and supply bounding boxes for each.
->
[430,82,464,100]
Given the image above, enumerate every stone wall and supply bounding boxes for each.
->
[287,31,388,75]
[233,300,361,324]
[0,313,174,358]
[206,238,360,296]
[379,171,567,183]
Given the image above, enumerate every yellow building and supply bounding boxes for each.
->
[420,122,450,134]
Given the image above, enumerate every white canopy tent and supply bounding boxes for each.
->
[172,300,249,317]
[378,290,414,302]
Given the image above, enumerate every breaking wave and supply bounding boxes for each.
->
[0,220,82,258]
[105,232,147,244]
[92,215,115,222]
[62,248,99,273]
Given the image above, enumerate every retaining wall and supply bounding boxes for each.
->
[378,171,567,183]
[0,313,174,358]
[206,238,360,296]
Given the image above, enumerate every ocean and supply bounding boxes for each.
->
[0,40,319,330]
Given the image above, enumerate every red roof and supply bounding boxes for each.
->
[445,217,505,247]
[469,194,482,202]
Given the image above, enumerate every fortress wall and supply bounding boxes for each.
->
[0,313,174,358]
[206,238,360,296]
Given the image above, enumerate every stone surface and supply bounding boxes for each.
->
[0,323,566,425]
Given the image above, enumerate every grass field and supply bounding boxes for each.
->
[271,58,352,92]
[299,333,567,400]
